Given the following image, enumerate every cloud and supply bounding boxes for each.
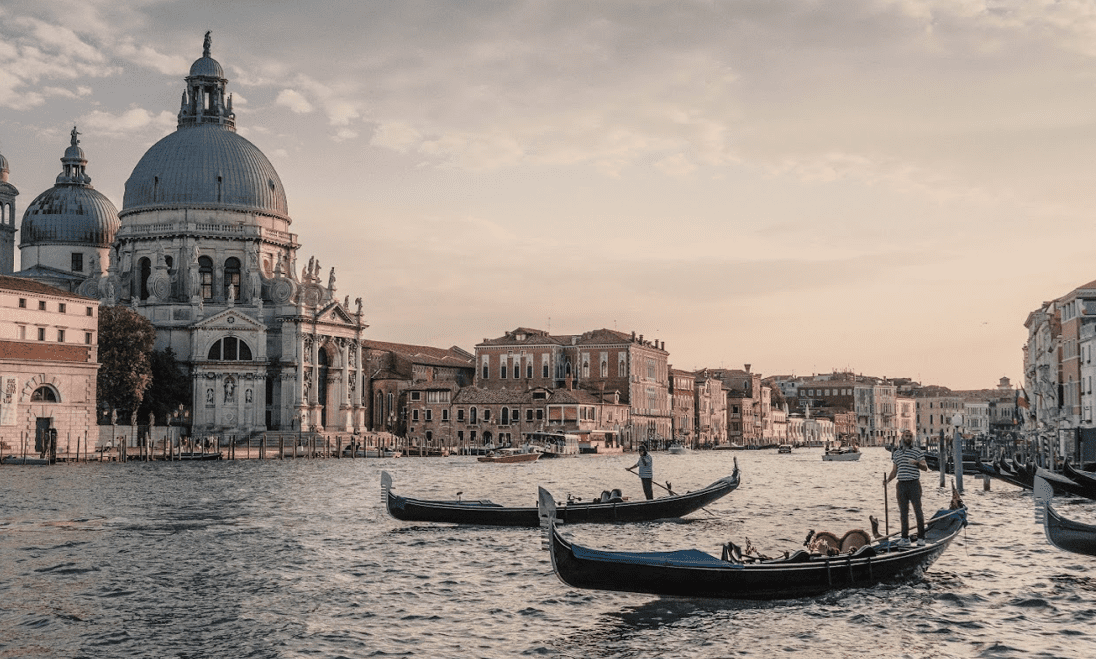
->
[371,122,422,152]
[79,106,175,136]
[276,89,313,114]
[332,128,359,142]
[112,40,188,75]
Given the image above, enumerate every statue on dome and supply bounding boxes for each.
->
[203,31,212,58]
[70,126,80,147]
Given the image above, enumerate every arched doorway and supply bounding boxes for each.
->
[317,347,329,428]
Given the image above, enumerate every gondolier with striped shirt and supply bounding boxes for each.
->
[629,445,655,500]
[888,431,928,547]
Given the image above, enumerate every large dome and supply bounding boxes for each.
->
[121,123,289,221]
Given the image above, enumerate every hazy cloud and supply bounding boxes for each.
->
[80,106,175,135]
[276,89,313,114]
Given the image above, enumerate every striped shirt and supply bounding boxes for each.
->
[892,445,925,481]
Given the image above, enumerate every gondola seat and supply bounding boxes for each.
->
[773,549,812,563]
[850,544,877,558]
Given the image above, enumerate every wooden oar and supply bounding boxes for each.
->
[624,468,717,516]
[625,466,675,495]
[883,472,890,539]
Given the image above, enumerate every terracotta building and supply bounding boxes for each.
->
[0,275,99,457]
[474,327,670,447]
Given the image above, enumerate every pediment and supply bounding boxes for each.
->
[318,301,355,325]
[192,308,266,332]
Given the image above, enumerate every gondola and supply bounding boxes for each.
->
[1063,461,1096,492]
[979,458,1034,490]
[1034,466,1096,501]
[381,461,740,527]
[1033,474,1096,557]
[924,452,981,475]
[538,486,967,600]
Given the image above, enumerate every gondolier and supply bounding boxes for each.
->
[629,445,655,500]
[888,431,928,547]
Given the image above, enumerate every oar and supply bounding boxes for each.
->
[625,466,676,494]
[625,468,716,516]
[883,472,890,538]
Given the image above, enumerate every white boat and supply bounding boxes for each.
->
[343,446,402,458]
[822,444,861,461]
[667,441,689,455]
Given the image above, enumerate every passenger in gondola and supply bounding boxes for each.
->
[628,445,655,500]
[887,430,928,547]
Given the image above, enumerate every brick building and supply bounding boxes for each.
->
[0,275,99,457]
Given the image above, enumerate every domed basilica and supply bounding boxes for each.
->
[3,33,370,438]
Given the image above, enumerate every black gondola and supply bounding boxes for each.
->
[537,486,967,600]
[1033,466,1096,501]
[381,462,740,527]
[1063,461,1096,492]
[980,458,1034,490]
[1034,474,1096,557]
[925,452,981,475]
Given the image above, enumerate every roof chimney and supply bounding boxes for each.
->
[744,364,751,373]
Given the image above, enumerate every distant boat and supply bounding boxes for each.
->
[177,451,223,461]
[667,441,689,455]
[343,447,402,458]
[477,447,541,463]
[823,444,860,462]
[777,444,792,454]
[1,455,52,465]
[382,463,740,527]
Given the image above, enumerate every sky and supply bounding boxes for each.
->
[3,0,1096,390]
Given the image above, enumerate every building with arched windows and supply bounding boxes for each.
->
[2,34,375,440]
[0,275,99,457]
[99,33,371,437]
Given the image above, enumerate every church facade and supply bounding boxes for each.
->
[2,34,374,439]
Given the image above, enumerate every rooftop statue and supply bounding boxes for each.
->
[203,31,212,58]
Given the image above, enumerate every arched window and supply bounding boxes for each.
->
[139,257,151,300]
[207,337,253,361]
[224,257,241,301]
[198,256,213,300]
[31,385,58,402]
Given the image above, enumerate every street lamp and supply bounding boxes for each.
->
[170,404,190,457]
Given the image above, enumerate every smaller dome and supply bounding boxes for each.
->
[189,55,224,79]
[21,186,119,247]
[21,130,119,248]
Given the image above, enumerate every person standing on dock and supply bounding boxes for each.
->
[628,445,655,500]
[888,431,928,547]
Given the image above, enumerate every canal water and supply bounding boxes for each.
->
[1,448,1093,658]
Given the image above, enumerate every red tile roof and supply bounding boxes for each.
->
[0,274,95,300]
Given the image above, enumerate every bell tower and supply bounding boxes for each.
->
[0,148,18,275]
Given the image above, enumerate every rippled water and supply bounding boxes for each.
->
[1,448,1094,658]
